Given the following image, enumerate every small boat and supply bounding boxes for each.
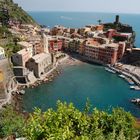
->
[119,74,125,79]
[131,98,140,104]
[128,81,135,85]
[105,67,116,74]
[130,86,135,89]
[134,86,140,91]
[124,77,135,85]
[130,86,140,91]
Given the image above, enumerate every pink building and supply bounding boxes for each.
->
[84,39,119,65]
[49,38,63,53]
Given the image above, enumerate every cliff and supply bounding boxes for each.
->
[0,0,37,25]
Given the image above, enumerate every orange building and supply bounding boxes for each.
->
[84,39,119,65]
[96,25,104,31]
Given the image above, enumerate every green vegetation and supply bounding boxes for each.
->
[0,0,37,25]
[0,0,38,56]
[0,101,140,139]
[5,42,21,57]
[0,106,25,138]
[0,26,12,38]
[24,101,139,140]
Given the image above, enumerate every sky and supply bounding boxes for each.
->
[13,0,140,14]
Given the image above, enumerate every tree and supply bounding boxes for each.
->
[0,102,139,139]
[24,101,139,140]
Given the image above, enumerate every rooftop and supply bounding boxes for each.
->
[17,41,33,48]
[86,38,118,49]
[17,48,29,55]
[32,53,50,63]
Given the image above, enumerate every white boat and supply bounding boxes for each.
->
[119,74,125,79]
[130,86,140,91]
[130,86,135,89]
[134,86,140,91]
[131,98,140,104]
[105,67,116,74]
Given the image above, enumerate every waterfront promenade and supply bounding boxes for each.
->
[109,63,140,87]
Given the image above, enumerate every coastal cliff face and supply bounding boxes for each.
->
[0,0,37,25]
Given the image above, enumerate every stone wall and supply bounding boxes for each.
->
[0,58,14,99]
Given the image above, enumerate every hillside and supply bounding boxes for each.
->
[0,0,37,25]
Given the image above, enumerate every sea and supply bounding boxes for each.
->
[23,12,140,117]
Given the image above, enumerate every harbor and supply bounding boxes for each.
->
[22,62,140,117]
[106,64,140,91]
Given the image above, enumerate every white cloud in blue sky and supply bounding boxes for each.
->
[13,0,140,14]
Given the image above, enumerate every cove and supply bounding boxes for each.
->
[23,63,140,117]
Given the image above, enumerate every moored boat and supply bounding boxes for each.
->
[130,86,140,91]
[119,74,125,79]
[134,86,140,91]
[124,77,135,85]
[130,86,135,89]
[131,98,140,104]
[105,67,116,74]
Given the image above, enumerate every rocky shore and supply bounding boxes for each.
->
[11,55,84,113]
[11,67,61,113]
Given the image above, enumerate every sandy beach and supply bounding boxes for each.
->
[59,55,84,67]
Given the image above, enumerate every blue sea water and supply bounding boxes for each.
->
[28,11,140,47]
[23,12,140,117]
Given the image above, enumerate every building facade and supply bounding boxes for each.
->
[49,38,63,53]
[84,39,119,65]
[11,49,31,67]
[17,41,33,58]
[26,53,52,78]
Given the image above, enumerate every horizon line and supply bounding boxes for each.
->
[26,10,140,15]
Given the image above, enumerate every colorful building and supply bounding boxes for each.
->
[84,39,119,65]
[49,38,63,53]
